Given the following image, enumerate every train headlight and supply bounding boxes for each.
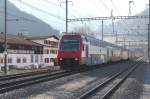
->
[75,58,78,60]
[60,58,62,60]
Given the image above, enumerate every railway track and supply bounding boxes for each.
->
[0,69,53,81]
[0,70,73,94]
[78,59,143,99]
[0,64,102,94]
[0,60,134,95]
[0,61,118,82]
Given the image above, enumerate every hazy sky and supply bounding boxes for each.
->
[9,0,147,32]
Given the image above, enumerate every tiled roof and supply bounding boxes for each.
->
[26,35,59,40]
[0,33,42,46]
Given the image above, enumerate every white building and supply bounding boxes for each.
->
[27,35,59,66]
[0,33,43,70]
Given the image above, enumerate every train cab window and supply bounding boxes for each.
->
[60,39,80,51]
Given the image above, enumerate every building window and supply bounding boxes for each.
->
[50,41,58,48]
[0,59,3,64]
[47,49,49,54]
[44,40,48,44]
[31,55,34,63]
[45,58,49,63]
[50,58,54,62]
[48,41,51,45]
[23,58,27,63]
[35,55,38,62]
[17,58,21,63]
[8,58,12,63]
[44,49,49,54]
[50,50,56,54]
[40,55,43,62]
[7,44,11,49]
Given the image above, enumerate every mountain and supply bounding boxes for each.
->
[103,8,148,41]
[6,1,59,37]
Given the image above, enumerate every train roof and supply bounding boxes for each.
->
[62,33,126,50]
[81,34,122,48]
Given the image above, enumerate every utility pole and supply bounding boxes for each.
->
[111,10,115,35]
[148,0,150,62]
[4,0,7,74]
[112,20,115,34]
[123,36,126,49]
[60,0,73,33]
[101,20,104,41]
[115,31,118,44]
[148,24,150,62]
[66,0,68,33]
[128,0,134,16]
[128,41,131,58]
[146,0,149,9]
[111,10,116,43]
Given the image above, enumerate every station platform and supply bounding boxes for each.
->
[141,63,150,99]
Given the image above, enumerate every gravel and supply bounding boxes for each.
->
[0,61,132,99]
[110,61,147,99]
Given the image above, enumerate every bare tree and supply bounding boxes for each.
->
[72,26,96,37]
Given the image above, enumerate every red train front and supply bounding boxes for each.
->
[57,34,83,69]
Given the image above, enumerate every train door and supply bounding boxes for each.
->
[111,50,113,56]
[86,45,89,58]
[85,45,90,65]
[107,48,109,62]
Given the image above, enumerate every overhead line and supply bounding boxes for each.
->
[0,10,65,25]
[44,0,79,19]
[67,15,149,22]
[98,0,110,12]
[111,0,121,15]
[17,0,65,21]
[0,10,39,23]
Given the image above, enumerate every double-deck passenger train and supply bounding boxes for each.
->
[57,33,129,69]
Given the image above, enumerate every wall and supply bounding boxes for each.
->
[0,53,43,69]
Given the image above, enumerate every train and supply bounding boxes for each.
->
[57,33,130,69]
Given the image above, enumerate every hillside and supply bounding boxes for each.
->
[6,1,59,36]
[103,9,148,41]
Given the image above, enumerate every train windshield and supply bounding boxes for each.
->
[60,39,80,51]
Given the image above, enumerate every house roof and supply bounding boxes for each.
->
[26,35,59,40]
[0,33,42,46]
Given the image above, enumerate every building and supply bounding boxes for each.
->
[27,35,59,66]
[0,33,43,69]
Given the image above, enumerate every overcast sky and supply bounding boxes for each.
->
[9,0,147,32]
